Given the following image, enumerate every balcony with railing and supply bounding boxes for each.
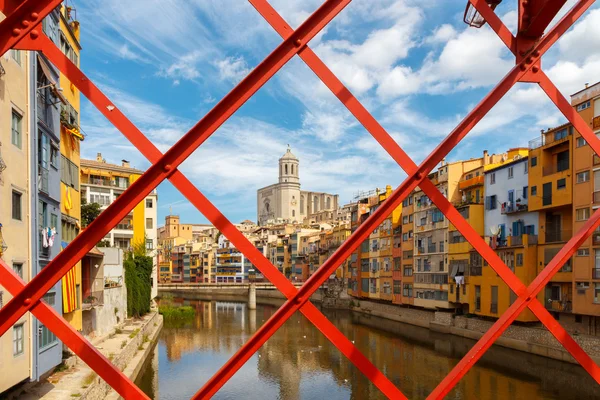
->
[414,273,448,285]
[37,91,58,132]
[542,159,570,176]
[501,201,528,214]
[545,229,572,243]
[458,175,484,191]
[38,166,49,194]
[546,297,572,313]
[82,176,130,189]
[529,127,571,150]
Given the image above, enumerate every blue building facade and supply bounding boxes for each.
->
[29,8,63,380]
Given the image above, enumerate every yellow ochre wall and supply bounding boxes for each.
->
[59,5,83,331]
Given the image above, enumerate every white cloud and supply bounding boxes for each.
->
[158,51,203,82]
[425,24,457,44]
[214,56,251,83]
[117,44,147,62]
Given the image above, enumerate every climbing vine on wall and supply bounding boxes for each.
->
[124,253,152,318]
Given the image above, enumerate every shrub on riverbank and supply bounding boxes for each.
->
[159,305,195,320]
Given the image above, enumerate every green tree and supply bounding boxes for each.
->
[81,198,101,227]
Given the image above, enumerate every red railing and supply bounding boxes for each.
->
[1,0,600,399]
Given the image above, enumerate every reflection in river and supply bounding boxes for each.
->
[136,298,600,399]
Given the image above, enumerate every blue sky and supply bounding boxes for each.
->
[74,0,600,226]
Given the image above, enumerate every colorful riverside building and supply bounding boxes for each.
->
[216,235,253,283]
[80,153,158,298]
[413,156,493,309]
[571,82,600,329]
[459,148,539,322]
[346,186,401,300]
[399,194,414,304]
[58,3,83,331]
[528,123,575,321]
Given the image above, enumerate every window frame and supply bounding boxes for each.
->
[576,170,590,183]
[11,109,23,149]
[13,323,25,356]
[12,190,23,221]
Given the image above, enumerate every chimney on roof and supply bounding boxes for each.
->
[122,159,130,168]
[585,82,589,88]
[96,152,103,162]
[483,150,489,165]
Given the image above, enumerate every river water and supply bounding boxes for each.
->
[136,297,600,399]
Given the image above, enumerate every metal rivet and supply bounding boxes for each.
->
[415,172,423,180]
[294,39,302,48]
[21,20,30,28]
[294,296,304,305]
[519,50,527,57]
[520,64,527,71]
[30,29,39,39]
[31,12,39,20]
[164,164,172,172]
[24,298,32,306]
[533,50,540,57]
[532,66,539,73]
[526,296,531,301]
[526,57,533,64]
[12,28,21,36]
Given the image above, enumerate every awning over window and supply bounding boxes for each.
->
[37,54,56,85]
[37,54,67,105]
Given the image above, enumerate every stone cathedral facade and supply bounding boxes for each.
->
[257,147,339,226]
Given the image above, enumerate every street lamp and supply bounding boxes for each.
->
[464,0,503,28]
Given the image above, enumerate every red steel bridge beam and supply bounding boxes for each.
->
[15,30,407,400]
[0,0,62,54]
[0,0,351,338]
[199,0,599,397]
[0,0,598,398]
[193,0,600,396]
[251,0,600,392]
[520,0,568,38]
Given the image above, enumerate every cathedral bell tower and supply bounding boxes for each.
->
[279,145,300,184]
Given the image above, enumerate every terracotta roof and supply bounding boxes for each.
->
[87,246,104,257]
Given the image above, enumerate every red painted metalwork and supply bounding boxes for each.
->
[1,0,599,398]
[18,29,406,400]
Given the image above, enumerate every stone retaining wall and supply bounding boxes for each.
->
[82,312,162,400]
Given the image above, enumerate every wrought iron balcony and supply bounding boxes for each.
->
[501,202,528,214]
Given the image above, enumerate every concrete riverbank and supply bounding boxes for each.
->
[159,286,600,366]
[7,311,163,400]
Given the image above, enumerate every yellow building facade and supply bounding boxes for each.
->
[59,4,83,331]
[528,125,574,315]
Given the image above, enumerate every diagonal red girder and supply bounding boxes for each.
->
[0,0,352,338]
[195,1,600,396]
[254,0,600,388]
[0,0,598,399]
[18,29,408,400]
[0,260,149,399]
[0,0,62,54]
[213,0,600,397]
